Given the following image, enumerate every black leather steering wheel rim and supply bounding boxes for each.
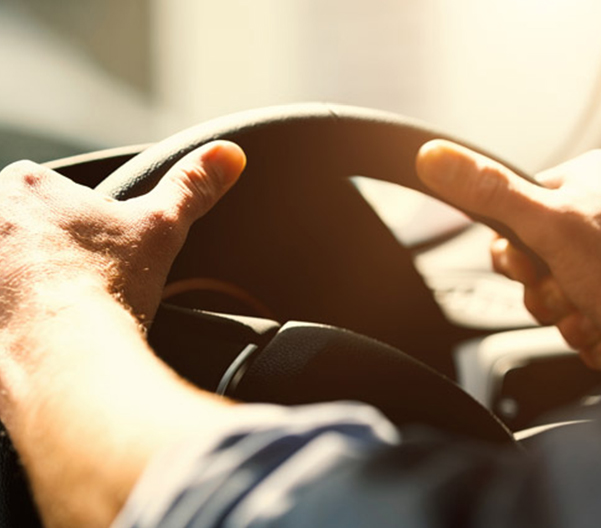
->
[96,102,542,273]
[97,103,530,224]
[96,102,517,441]
[1,103,527,528]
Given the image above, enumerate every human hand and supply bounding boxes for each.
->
[0,140,245,327]
[416,141,601,369]
[0,140,246,528]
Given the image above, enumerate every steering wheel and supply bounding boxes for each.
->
[1,103,534,527]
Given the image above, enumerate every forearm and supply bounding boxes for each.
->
[0,279,232,528]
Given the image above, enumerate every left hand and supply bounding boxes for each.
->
[0,140,245,326]
[0,140,246,528]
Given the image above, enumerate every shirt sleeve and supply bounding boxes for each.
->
[110,401,601,528]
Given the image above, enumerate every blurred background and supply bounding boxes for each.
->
[2,0,601,174]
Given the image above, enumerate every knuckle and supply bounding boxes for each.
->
[517,200,563,253]
[465,165,505,209]
[177,164,220,213]
[2,159,38,177]
[470,164,539,225]
[544,205,588,251]
[140,207,187,252]
[557,313,600,351]
[523,287,552,325]
[145,207,179,232]
[1,160,49,189]
[523,277,573,326]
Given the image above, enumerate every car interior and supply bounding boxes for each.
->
[3,2,601,527]
[2,102,601,527]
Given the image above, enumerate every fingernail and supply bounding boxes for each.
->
[491,237,509,253]
[491,238,509,271]
[416,140,463,190]
[203,141,247,187]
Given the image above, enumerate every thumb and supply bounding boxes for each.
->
[143,140,246,225]
[416,140,548,239]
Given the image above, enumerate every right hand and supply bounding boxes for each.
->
[416,141,601,369]
[490,237,601,369]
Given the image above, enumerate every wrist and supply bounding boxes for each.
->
[1,265,128,326]
[0,275,141,422]
[0,275,230,528]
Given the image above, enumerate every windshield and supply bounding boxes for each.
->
[2,0,600,173]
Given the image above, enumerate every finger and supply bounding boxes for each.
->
[1,160,110,216]
[523,276,576,325]
[416,140,550,241]
[491,237,541,285]
[3,160,80,194]
[534,167,564,189]
[557,312,601,350]
[535,150,601,190]
[579,342,601,371]
[140,140,246,225]
[557,312,601,365]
